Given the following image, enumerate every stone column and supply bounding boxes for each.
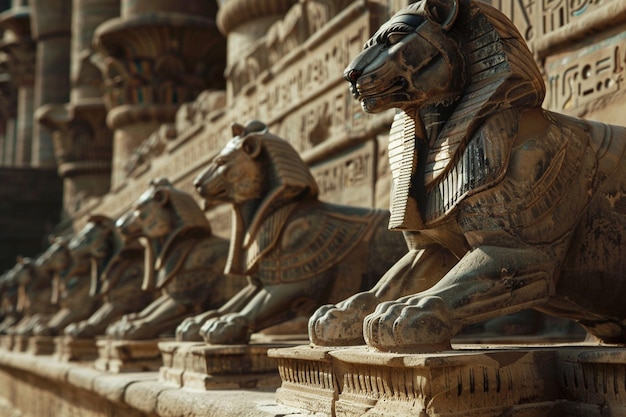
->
[29,0,71,168]
[217,0,297,101]
[0,1,35,167]
[93,0,226,190]
[0,53,17,166]
[36,0,119,217]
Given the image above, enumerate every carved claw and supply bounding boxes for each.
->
[176,310,220,342]
[309,292,380,346]
[200,313,250,344]
[364,296,455,351]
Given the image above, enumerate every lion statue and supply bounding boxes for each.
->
[178,120,408,344]
[9,236,70,336]
[105,178,243,340]
[64,215,153,339]
[310,0,626,351]
[0,267,23,334]
[33,234,102,337]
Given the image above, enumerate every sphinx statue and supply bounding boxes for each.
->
[176,121,408,344]
[104,178,240,340]
[0,267,23,334]
[310,0,626,351]
[64,215,153,339]
[33,233,101,337]
[9,240,67,337]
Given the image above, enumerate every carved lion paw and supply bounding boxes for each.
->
[200,313,250,344]
[309,292,380,346]
[175,310,220,341]
[364,296,456,351]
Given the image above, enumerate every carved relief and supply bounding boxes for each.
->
[312,0,626,351]
[545,30,626,117]
[175,121,407,344]
[105,178,242,340]
[310,141,375,207]
[92,17,226,111]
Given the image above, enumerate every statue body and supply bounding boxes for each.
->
[0,270,22,334]
[64,216,153,339]
[105,178,238,340]
[10,238,69,336]
[312,0,626,351]
[177,121,408,344]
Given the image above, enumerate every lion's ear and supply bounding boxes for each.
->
[423,0,458,31]
[231,122,246,138]
[153,189,170,206]
[242,136,262,158]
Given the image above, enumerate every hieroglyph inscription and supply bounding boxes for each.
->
[539,0,615,36]
[544,30,626,114]
[256,9,369,129]
[492,0,534,45]
[310,141,375,207]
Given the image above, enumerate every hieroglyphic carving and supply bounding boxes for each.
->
[544,30,626,116]
[538,0,614,37]
[310,141,375,207]
[256,10,368,125]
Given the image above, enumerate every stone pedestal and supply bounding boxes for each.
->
[94,338,165,373]
[54,336,98,362]
[158,335,308,390]
[270,344,626,417]
[0,335,14,350]
[12,335,28,352]
[26,335,55,355]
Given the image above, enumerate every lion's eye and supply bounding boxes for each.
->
[386,32,406,45]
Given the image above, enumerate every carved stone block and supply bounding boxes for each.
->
[54,335,98,362]
[94,338,164,373]
[158,337,290,390]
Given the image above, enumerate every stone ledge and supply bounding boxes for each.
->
[0,349,310,417]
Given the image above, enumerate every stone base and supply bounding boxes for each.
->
[27,336,56,355]
[270,344,626,417]
[158,335,309,390]
[54,336,99,362]
[270,345,338,415]
[94,338,167,373]
[0,335,14,350]
[12,335,29,352]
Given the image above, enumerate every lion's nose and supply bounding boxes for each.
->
[345,69,361,83]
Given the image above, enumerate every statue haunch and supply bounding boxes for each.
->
[179,121,407,344]
[312,0,626,351]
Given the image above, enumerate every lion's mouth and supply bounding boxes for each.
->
[353,76,408,109]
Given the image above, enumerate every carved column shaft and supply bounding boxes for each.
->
[29,0,71,168]
[0,4,35,167]
[36,0,119,217]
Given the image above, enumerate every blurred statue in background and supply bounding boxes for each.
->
[105,178,242,340]
[64,215,153,339]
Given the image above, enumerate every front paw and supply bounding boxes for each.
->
[200,313,250,344]
[176,311,220,342]
[309,293,378,346]
[364,296,455,351]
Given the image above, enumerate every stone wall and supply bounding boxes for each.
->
[0,167,62,271]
